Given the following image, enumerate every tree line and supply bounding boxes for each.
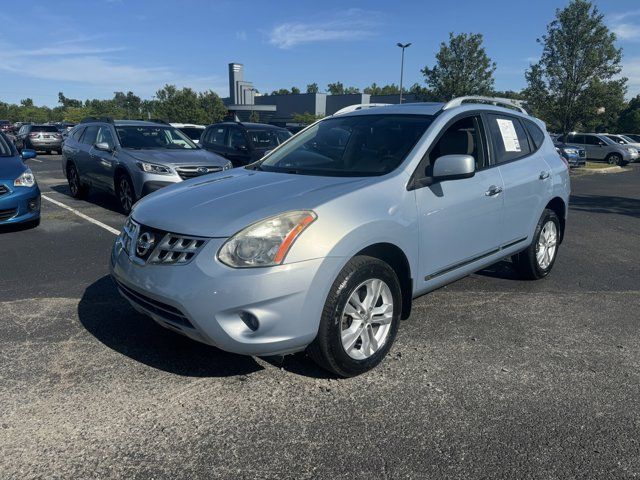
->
[1,0,638,134]
[0,86,228,125]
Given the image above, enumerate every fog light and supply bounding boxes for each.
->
[239,311,259,331]
[27,197,40,212]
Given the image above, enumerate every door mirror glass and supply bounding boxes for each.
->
[432,154,475,182]
[94,142,112,152]
[20,149,37,161]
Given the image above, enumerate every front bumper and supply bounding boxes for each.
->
[110,237,343,356]
[0,183,41,224]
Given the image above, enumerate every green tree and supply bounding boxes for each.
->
[306,83,319,94]
[292,111,324,124]
[617,95,640,133]
[58,92,82,108]
[523,0,625,135]
[291,86,301,94]
[249,110,260,122]
[327,82,345,95]
[344,86,360,94]
[270,88,291,95]
[421,32,496,101]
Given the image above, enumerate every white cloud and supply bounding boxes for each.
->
[0,37,226,99]
[267,9,380,49]
[622,57,640,97]
[608,10,640,41]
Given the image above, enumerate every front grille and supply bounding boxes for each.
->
[0,208,17,221]
[118,217,207,265]
[175,166,222,180]
[0,184,9,197]
[114,278,194,329]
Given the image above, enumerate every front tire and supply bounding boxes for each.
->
[607,153,624,166]
[307,256,402,377]
[115,172,136,214]
[513,209,560,280]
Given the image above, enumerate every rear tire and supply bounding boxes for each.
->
[115,172,136,214]
[307,256,401,377]
[513,209,560,280]
[67,163,89,199]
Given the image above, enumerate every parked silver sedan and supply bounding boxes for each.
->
[111,98,570,376]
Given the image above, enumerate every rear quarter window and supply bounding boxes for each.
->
[523,119,546,150]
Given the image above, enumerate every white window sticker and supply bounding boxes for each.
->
[496,119,521,152]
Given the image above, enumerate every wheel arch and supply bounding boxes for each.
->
[545,197,566,243]
[355,242,413,320]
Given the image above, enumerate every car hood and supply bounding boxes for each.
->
[132,168,371,237]
[0,155,27,181]
[125,148,228,166]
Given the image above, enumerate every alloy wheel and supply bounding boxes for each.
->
[119,176,133,212]
[68,167,79,196]
[340,278,394,360]
[536,220,558,270]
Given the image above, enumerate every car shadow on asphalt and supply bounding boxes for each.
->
[475,259,521,280]
[569,194,640,218]
[50,184,124,215]
[78,276,333,379]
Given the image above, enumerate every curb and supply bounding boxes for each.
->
[573,165,624,174]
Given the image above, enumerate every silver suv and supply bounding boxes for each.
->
[558,132,638,165]
[111,97,570,377]
[62,119,232,213]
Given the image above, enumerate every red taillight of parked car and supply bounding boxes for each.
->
[28,133,39,138]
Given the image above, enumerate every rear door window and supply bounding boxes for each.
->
[584,135,601,145]
[486,114,532,164]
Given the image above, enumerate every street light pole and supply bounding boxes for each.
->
[397,42,412,104]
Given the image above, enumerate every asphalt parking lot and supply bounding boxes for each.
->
[1,155,639,479]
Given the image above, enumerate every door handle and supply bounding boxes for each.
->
[485,185,503,196]
[539,171,550,180]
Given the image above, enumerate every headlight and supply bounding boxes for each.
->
[223,161,233,171]
[563,148,578,155]
[627,148,638,154]
[137,161,173,175]
[14,169,35,187]
[218,210,317,268]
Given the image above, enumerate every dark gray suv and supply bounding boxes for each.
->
[62,119,232,213]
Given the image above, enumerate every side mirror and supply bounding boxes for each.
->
[598,141,606,146]
[20,149,37,161]
[94,142,113,152]
[235,144,248,152]
[432,154,475,182]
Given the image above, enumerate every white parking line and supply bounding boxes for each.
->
[41,194,120,235]
[31,158,43,163]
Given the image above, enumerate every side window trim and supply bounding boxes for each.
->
[408,111,489,190]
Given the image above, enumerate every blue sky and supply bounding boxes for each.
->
[0,0,638,106]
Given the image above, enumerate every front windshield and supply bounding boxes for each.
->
[256,114,432,176]
[0,133,15,157]
[620,135,637,144]
[605,135,627,144]
[116,126,198,150]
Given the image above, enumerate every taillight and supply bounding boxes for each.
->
[54,133,62,138]
[29,133,38,138]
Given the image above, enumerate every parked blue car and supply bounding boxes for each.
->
[0,132,41,227]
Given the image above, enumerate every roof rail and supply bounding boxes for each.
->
[442,96,528,114]
[80,116,114,124]
[333,103,391,116]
